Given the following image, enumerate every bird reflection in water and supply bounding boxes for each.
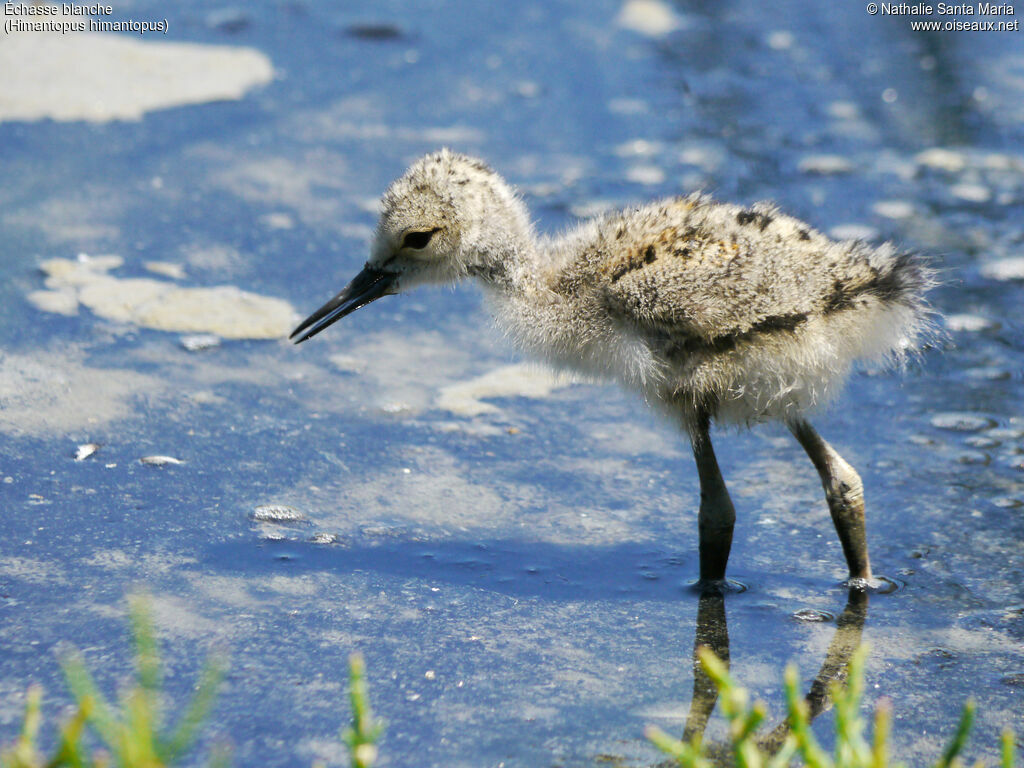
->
[679,589,869,760]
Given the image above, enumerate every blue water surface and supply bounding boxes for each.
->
[1,2,1023,766]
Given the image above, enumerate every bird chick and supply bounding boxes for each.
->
[292,149,934,590]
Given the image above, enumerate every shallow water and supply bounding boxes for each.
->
[1,1,1022,766]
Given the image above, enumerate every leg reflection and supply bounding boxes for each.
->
[759,588,869,753]
[682,592,729,743]
[679,588,869,755]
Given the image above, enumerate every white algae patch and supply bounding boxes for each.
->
[4,194,122,247]
[0,351,161,436]
[829,224,880,242]
[930,413,998,432]
[145,261,188,280]
[74,443,100,461]
[0,556,68,585]
[798,155,854,175]
[180,334,222,352]
[766,30,795,50]
[328,354,368,374]
[30,255,295,339]
[309,532,340,545]
[311,329,491,415]
[950,183,992,203]
[26,288,79,316]
[616,0,685,37]
[625,164,666,185]
[251,504,307,523]
[0,19,273,123]
[915,148,967,173]
[318,447,514,532]
[872,200,915,219]
[615,139,663,158]
[945,314,997,332]
[827,101,861,120]
[139,455,184,466]
[980,257,1024,281]
[199,148,361,233]
[436,363,574,417]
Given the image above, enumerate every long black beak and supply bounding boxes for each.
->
[290,265,396,343]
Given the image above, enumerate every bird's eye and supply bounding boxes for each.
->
[401,229,438,250]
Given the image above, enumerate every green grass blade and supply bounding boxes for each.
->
[207,742,233,768]
[46,697,92,768]
[830,645,871,768]
[159,655,227,762]
[1000,728,1016,768]
[735,703,766,743]
[123,687,162,766]
[128,597,162,702]
[3,685,44,768]
[60,653,120,751]
[935,701,975,768]
[765,735,797,768]
[871,699,892,768]
[784,664,832,768]
[645,725,710,768]
[18,686,42,750]
[343,654,383,768]
[696,646,731,691]
[695,647,770,768]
